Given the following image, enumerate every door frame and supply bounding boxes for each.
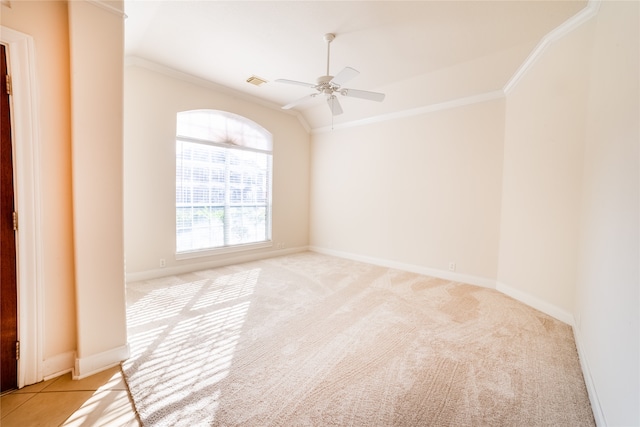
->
[0,26,44,388]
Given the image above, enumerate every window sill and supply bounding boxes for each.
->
[175,241,273,261]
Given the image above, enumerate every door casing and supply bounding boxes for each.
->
[1,26,44,389]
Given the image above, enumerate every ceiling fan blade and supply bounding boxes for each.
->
[330,67,359,87]
[282,93,318,110]
[340,88,386,102]
[275,78,316,88]
[327,95,343,116]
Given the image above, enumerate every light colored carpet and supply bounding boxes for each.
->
[122,252,594,426]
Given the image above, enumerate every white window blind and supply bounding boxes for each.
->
[176,110,272,253]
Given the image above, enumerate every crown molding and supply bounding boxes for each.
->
[312,90,505,134]
[125,56,311,133]
[85,0,126,18]
[504,0,600,94]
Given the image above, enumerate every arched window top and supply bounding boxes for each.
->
[177,109,272,152]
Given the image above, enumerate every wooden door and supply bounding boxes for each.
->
[1,43,18,393]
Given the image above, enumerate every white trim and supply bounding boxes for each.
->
[504,0,600,94]
[573,324,607,426]
[309,246,497,290]
[1,26,44,388]
[309,247,575,325]
[495,281,573,325]
[125,56,311,133]
[312,90,505,134]
[74,344,130,380]
[176,241,274,261]
[86,0,126,18]
[42,351,76,381]
[127,245,308,283]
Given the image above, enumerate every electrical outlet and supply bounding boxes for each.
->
[448,261,456,271]
[160,258,166,268]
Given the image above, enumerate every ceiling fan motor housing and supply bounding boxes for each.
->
[316,75,334,85]
[316,75,336,95]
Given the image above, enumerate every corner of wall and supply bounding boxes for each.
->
[495,282,574,325]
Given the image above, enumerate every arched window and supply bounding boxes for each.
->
[176,110,272,254]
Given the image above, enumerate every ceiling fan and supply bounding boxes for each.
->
[275,33,385,116]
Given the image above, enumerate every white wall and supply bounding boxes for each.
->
[68,0,129,377]
[310,98,505,285]
[123,64,310,279]
[574,1,639,425]
[497,20,594,320]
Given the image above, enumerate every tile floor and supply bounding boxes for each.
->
[0,366,140,426]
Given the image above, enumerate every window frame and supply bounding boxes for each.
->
[174,111,273,259]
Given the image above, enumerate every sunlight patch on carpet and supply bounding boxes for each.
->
[123,268,259,426]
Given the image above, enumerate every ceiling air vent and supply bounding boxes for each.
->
[246,75,267,86]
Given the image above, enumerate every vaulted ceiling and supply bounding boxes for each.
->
[124,1,587,130]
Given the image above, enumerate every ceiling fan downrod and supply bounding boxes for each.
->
[324,33,335,77]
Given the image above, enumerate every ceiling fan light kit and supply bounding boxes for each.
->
[275,33,385,116]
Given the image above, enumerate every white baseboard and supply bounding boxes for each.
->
[495,281,573,325]
[74,344,130,380]
[309,246,576,326]
[43,351,76,381]
[573,324,607,427]
[309,246,497,289]
[126,246,308,282]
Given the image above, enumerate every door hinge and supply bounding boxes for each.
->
[15,341,20,360]
[12,211,17,231]
[5,74,11,95]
